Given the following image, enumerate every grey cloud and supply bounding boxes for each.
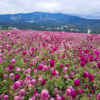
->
[0,0,100,18]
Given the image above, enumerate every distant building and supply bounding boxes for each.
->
[88,28,91,34]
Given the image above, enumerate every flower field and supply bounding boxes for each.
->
[1,29,100,100]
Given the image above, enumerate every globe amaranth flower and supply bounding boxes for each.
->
[50,59,55,67]
[74,79,80,86]
[97,93,100,100]
[41,89,49,100]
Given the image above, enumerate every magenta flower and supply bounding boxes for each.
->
[83,72,88,78]
[50,59,55,67]
[13,80,23,90]
[97,62,100,69]
[37,64,43,70]
[8,64,13,70]
[65,87,76,98]
[60,64,64,68]
[41,79,46,85]
[80,60,86,67]
[22,50,27,55]
[88,55,94,62]
[84,85,88,89]
[74,79,80,86]
[15,74,20,80]
[76,89,84,94]
[6,44,11,50]
[51,70,57,76]
[88,73,94,82]
[26,74,31,80]
[71,89,76,98]
[31,48,35,51]
[94,49,100,55]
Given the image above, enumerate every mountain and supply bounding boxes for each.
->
[0,12,100,33]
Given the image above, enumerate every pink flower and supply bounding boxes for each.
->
[3,74,8,79]
[13,80,23,90]
[14,96,21,100]
[22,50,27,55]
[11,58,16,63]
[0,57,2,64]
[65,86,76,98]
[15,67,21,72]
[51,70,57,76]
[63,67,68,73]
[33,90,38,96]
[9,73,15,80]
[74,79,80,86]
[26,75,31,80]
[4,68,9,72]
[41,89,49,100]
[66,87,72,96]
[29,97,35,100]
[6,45,11,49]
[42,42,46,47]
[3,95,9,100]
[56,96,62,100]
[50,98,55,100]
[0,94,5,99]
[36,56,40,60]
[31,48,35,51]
[84,49,89,54]
[24,59,29,63]
[25,68,31,73]
[30,79,36,85]
[97,93,100,100]
[60,64,64,68]
[43,65,49,72]
[19,89,26,95]
[0,45,3,49]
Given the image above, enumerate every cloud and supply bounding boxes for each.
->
[0,0,100,18]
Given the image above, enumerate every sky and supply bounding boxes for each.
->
[0,0,100,19]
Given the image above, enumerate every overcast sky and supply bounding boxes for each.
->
[0,0,100,18]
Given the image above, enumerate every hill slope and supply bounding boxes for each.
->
[0,12,100,33]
